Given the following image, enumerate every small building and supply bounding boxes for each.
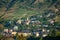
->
[4,29,8,33]
[17,20,22,24]
[43,25,48,27]
[12,32,17,36]
[18,32,31,37]
[42,34,47,37]
[50,19,55,25]
[13,26,18,31]
[36,32,40,37]
[8,29,13,33]
[25,20,30,25]
[32,32,40,37]
[42,29,46,32]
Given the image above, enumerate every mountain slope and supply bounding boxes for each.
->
[0,0,60,20]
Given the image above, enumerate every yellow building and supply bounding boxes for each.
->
[18,32,31,37]
[12,32,17,36]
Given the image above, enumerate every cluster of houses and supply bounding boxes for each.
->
[0,10,57,38]
[4,11,56,29]
[3,28,50,37]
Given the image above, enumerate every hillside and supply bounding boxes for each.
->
[0,0,60,20]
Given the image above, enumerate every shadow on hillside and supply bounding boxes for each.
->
[27,36,60,40]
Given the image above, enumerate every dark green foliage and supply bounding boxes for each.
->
[0,34,5,40]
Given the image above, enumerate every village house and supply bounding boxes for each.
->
[13,25,18,31]
[24,17,30,25]
[4,29,9,33]
[42,34,48,37]
[16,19,22,24]
[32,32,40,37]
[18,32,31,37]
[43,25,48,27]
[49,19,55,25]
[12,31,17,36]
[35,32,40,37]
[42,29,46,32]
